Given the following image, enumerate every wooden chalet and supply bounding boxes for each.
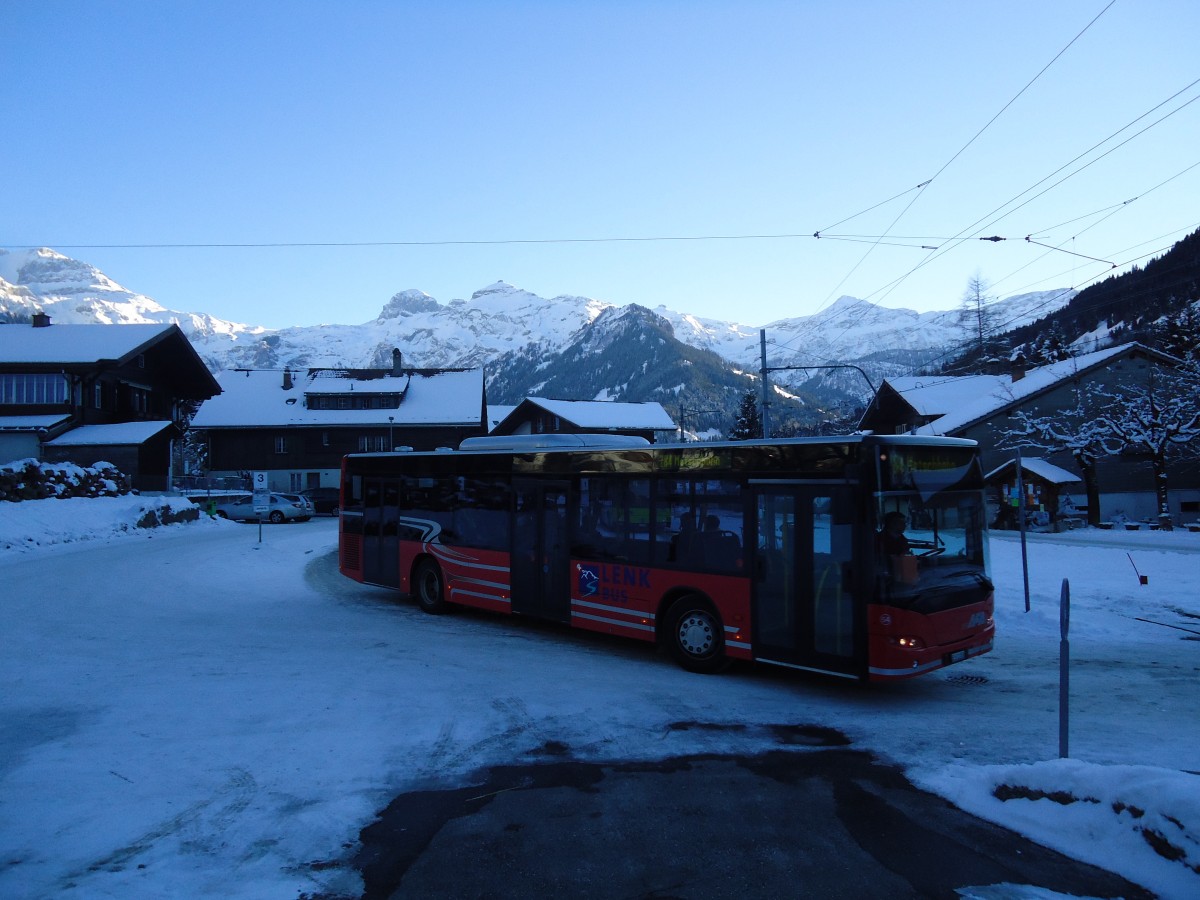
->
[860,342,1200,524]
[0,316,221,490]
[489,397,677,444]
[190,351,487,493]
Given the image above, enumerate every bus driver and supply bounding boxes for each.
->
[878,511,911,556]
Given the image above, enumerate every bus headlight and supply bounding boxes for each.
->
[892,636,926,650]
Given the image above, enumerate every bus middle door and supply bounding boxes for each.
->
[510,480,571,623]
[750,485,861,678]
[362,477,401,589]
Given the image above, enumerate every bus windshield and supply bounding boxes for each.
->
[875,445,991,613]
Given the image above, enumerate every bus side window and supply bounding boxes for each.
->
[699,513,742,571]
[669,513,702,564]
[344,474,363,511]
[576,477,652,563]
[452,477,510,550]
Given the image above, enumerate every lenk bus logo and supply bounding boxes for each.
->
[577,563,651,605]
[578,565,600,598]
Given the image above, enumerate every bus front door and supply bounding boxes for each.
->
[751,486,861,678]
[363,477,401,589]
[510,481,571,623]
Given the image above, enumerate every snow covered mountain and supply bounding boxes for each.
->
[0,247,1074,426]
[0,248,259,345]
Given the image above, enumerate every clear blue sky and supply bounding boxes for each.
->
[4,0,1198,330]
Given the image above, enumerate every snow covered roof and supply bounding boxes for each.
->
[512,397,677,431]
[45,421,174,446]
[0,414,70,432]
[191,367,484,428]
[985,457,1082,484]
[301,371,410,394]
[909,343,1160,437]
[0,322,176,363]
[886,373,1005,417]
[487,405,516,430]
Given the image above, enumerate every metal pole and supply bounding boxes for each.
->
[759,329,770,439]
[1059,578,1070,758]
[1017,448,1030,612]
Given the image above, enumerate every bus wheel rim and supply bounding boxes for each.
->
[421,571,439,601]
[678,612,715,656]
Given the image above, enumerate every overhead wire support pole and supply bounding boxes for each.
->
[760,329,880,435]
[760,329,771,439]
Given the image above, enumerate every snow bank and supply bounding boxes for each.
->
[0,494,216,553]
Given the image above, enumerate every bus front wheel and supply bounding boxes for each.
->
[413,559,447,614]
[664,596,727,674]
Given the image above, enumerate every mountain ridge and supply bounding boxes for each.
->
[0,246,1075,433]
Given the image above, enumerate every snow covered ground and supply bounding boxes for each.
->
[1,497,1198,898]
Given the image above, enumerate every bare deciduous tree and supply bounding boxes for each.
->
[1088,365,1200,529]
[956,274,1003,371]
[996,390,1110,528]
[996,359,1200,528]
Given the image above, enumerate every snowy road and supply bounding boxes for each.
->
[2,512,1199,898]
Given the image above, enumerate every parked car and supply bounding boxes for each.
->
[212,493,311,523]
[279,493,315,517]
[301,487,340,516]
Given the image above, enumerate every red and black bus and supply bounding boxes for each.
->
[337,433,994,681]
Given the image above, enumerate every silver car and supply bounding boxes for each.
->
[279,493,316,517]
[213,493,311,523]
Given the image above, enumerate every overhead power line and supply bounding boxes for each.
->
[7,233,820,251]
[771,1,1120,356]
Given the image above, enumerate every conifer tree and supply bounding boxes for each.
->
[729,391,762,440]
[1154,305,1200,361]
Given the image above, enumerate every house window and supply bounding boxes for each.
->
[357,435,388,452]
[275,436,288,454]
[0,373,69,404]
[322,431,330,447]
[94,382,104,409]
[128,387,149,414]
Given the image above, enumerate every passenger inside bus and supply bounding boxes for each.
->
[669,514,700,564]
[700,514,742,571]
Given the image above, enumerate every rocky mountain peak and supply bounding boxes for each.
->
[376,289,440,321]
[470,281,520,301]
[0,247,124,295]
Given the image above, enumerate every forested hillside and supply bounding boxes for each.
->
[946,227,1200,373]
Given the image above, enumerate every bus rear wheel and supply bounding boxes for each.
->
[413,559,447,614]
[664,595,727,674]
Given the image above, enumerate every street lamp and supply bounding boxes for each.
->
[388,416,394,451]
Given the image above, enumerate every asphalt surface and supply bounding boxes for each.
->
[344,730,1151,900]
